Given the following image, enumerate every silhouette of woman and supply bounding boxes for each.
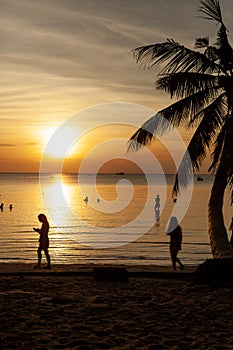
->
[33,214,51,269]
[166,216,184,270]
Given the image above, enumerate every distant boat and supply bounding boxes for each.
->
[116,172,125,175]
[197,177,204,181]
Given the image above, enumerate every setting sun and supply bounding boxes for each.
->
[40,126,79,159]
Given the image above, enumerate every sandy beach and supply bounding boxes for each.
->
[0,263,233,349]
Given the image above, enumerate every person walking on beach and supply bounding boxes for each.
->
[33,213,51,269]
[229,217,233,248]
[166,216,184,270]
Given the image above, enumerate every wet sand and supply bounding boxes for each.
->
[0,263,233,349]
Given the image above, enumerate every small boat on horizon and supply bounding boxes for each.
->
[197,176,204,181]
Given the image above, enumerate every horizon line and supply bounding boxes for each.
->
[0,171,212,175]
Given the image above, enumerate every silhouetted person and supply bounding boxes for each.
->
[84,196,88,203]
[229,217,233,248]
[33,213,51,269]
[155,208,160,221]
[9,204,13,210]
[155,194,160,209]
[0,203,4,211]
[154,195,160,221]
[166,216,184,270]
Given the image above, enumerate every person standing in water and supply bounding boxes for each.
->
[33,213,51,269]
[166,216,184,270]
[154,194,160,221]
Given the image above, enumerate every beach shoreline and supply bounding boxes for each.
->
[1,262,233,349]
[0,262,196,275]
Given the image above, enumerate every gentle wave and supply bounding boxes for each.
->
[0,173,231,266]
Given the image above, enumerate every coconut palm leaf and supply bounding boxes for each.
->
[186,114,220,170]
[188,92,227,127]
[172,151,193,197]
[159,88,223,127]
[209,121,227,172]
[222,116,233,185]
[127,112,168,152]
[133,39,221,74]
[199,0,233,69]
[204,46,219,61]
[172,132,215,198]
[216,25,233,70]
[156,72,220,99]
[127,128,154,152]
[195,36,220,61]
[199,0,222,23]
[127,93,204,152]
[217,24,230,47]
[195,37,209,48]
[126,127,154,153]
[171,95,228,197]
[183,95,227,167]
[213,120,233,194]
[128,89,225,154]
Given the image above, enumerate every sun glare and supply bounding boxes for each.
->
[39,126,79,159]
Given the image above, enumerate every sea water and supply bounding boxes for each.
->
[0,173,232,266]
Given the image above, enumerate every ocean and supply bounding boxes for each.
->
[0,173,232,266]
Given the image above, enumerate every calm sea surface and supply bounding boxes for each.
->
[0,173,232,266]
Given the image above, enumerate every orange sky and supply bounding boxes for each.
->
[1,0,233,173]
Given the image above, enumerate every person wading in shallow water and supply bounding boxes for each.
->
[33,213,51,269]
[166,216,184,271]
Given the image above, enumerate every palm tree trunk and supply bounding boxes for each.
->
[208,163,233,258]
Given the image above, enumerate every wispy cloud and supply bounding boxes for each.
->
[0,143,16,147]
[1,0,233,171]
[2,0,233,114]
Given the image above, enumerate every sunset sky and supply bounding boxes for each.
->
[1,0,233,173]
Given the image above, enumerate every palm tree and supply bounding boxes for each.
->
[128,0,233,259]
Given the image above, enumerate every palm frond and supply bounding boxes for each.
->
[204,46,219,61]
[208,121,226,172]
[208,115,233,194]
[216,23,229,47]
[127,128,154,152]
[216,24,233,70]
[199,0,233,71]
[160,88,222,127]
[173,151,193,197]
[223,115,233,187]
[186,113,221,171]
[188,92,227,128]
[127,112,170,152]
[128,87,221,153]
[156,72,219,99]
[133,39,222,75]
[199,0,222,23]
[128,89,224,154]
[195,37,209,48]
[173,102,227,195]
